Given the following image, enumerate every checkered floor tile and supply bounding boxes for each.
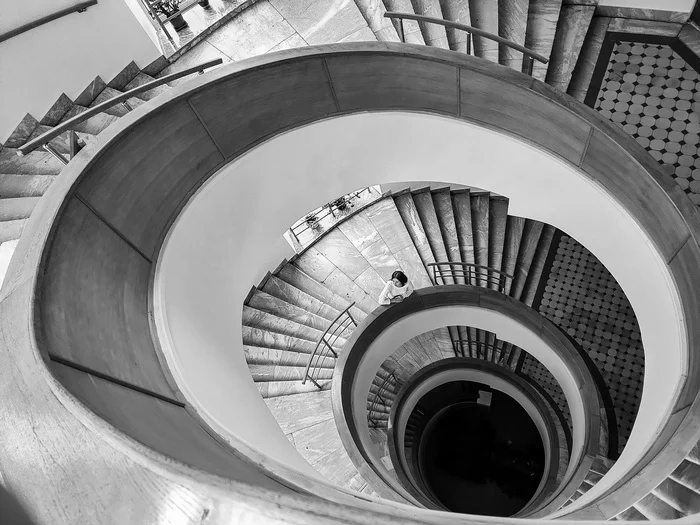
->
[595,42,700,205]
[538,235,644,454]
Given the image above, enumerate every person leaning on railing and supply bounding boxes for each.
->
[378,270,414,305]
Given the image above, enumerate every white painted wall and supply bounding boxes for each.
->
[598,0,695,11]
[0,0,162,142]
[155,112,685,501]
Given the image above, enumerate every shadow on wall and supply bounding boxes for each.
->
[0,484,38,525]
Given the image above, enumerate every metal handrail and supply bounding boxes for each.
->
[0,1,98,44]
[453,338,505,363]
[303,302,357,388]
[368,372,400,428]
[427,261,513,292]
[17,58,224,159]
[290,187,372,241]
[384,11,548,76]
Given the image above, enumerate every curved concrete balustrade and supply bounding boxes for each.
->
[331,286,600,516]
[386,358,566,517]
[3,43,700,523]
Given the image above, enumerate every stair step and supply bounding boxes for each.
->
[241,325,318,355]
[242,306,344,346]
[510,219,544,301]
[88,87,137,117]
[567,16,611,102]
[432,188,463,283]
[451,190,476,267]
[107,61,142,90]
[670,458,700,493]
[393,191,436,274]
[40,93,74,127]
[0,219,26,242]
[124,72,171,101]
[384,0,425,44]
[4,114,40,148]
[25,125,73,156]
[413,188,453,284]
[488,196,509,289]
[522,224,556,306]
[470,192,490,286]
[412,0,450,48]
[502,216,526,295]
[243,345,335,369]
[0,197,40,221]
[614,506,648,520]
[635,492,683,520]
[256,379,329,399]
[262,274,341,322]
[440,0,472,52]
[58,105,119,136]
[73,76,108,107]
[0,147,63,175]
[248,364,333,383]
[654,477,700,515]
[0,174,55,198]
[498,0,530,70]
[523,0,563,81]
[276,263,364,321]
[351,0,399,41]
[469,0,500,62]
[545,3,596,91]
[247,290,331,332]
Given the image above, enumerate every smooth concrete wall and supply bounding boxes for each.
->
[155,112,684,496]
[0,0,161,142]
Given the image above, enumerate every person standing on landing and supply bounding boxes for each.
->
[378,270,414,305]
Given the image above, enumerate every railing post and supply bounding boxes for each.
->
[527,56,535,77]
[398,19,405,43]
[466,32,472,55]
[42,143,68,165]
[122,101,133,112]
[68,130,81,160]
[143,0,178,49]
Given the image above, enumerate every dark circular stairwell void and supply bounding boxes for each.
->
[418,383,544,516]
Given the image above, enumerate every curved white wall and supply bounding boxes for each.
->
[155,112,685,500]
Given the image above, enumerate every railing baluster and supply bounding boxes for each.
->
[398,19,405,43]
[42,143,68,165]
[527,56,535,76]
[467,32,472,55]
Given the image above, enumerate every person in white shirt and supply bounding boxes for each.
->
[378,270,414,305]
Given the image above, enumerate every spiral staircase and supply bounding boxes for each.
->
[4,1,700,524]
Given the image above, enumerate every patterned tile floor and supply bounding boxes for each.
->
[537,235,644,453]
[595,42,700,205]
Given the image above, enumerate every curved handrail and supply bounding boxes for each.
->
[384,11,548,65]
[0,1,97,44]
[302,302,356,388]
[427,261,513,292]
[17,58,224,158]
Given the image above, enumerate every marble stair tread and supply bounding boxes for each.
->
[242,306,345,346]
[262,274,341,322]
[502,215,526,295]
[687,441,700,464]
[411,0,450,48]
[383,0,426,44]
[498,0,530,70]
[276,263,365,321]
[451,189,476,266]
[107,61,142,90]
[242,325,320,355]
[247,290,332,332]
[614,506,648,520]
[412,189,453,284]
[73,76,108,107]
[256,379,330,398]
[488,196,509,289]
[439,0,472,52]
[431,189,464,283]
[40,93,74,127]
[670,459,700,492]
[567,16,610,102]
[58,105,119,136]
[654,478,700,515]
[293,250,380,316]
[521,223,556,306]
[3,114,40,148]
[123,72,171,101]
[544,3,595,92]
[470,192,490,286]
[248,364,333,383]
[0,197,41,222]
[244,345,335,369]
[0,173,55,199]
[468,0,499,63]
[523,0,563,81]
[88,87,141,117]
[507,345,521,370]
[25,125,72,156]
[352,0,400,42]
[635,493,683,520]
[510,219,544,301]
[0,219,26,243]
[0,147,64,175]
[392,191,436,273]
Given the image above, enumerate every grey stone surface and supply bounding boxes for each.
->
[314,229,370,281]
[269,0,369,45]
